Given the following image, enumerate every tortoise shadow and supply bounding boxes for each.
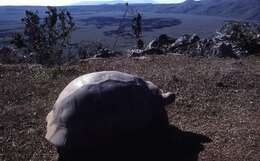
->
[164,125,212,161]
[57,125,212,161]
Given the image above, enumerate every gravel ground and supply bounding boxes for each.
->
[0,55,260,161]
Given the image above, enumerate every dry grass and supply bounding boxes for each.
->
[1,55,260,161]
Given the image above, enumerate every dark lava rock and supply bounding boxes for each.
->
[0,47,25,64]
[169,34,201,56]
[212,42,237,58]
[128,48,164,57]
[146,34,176,50]
[94,48,121,58]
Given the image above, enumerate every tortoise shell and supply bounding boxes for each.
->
[46,71,175,148]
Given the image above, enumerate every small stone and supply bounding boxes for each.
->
[27,128,36,134]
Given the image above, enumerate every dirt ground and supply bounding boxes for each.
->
[0,55,260,161]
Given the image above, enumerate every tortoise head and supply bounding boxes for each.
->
[162,92,175,106]
[145,81,175,106]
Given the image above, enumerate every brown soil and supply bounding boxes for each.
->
[1,55,260,161]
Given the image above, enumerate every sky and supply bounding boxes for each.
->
[0,0,187,6]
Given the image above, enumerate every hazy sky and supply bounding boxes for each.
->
[0,0,186,6]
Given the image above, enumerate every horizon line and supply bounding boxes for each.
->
[0,2,184,7]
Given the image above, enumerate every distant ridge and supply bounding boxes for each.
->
[0,0,259,21]
[157,0,260,21]
[71,0,260,21]
[73,0,156,5]
[72,0,122,5]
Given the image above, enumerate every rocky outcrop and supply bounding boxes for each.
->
[129,22,260,58]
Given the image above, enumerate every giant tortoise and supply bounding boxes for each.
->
[45,71,175,160]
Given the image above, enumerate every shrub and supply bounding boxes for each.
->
[12,6,75,65]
